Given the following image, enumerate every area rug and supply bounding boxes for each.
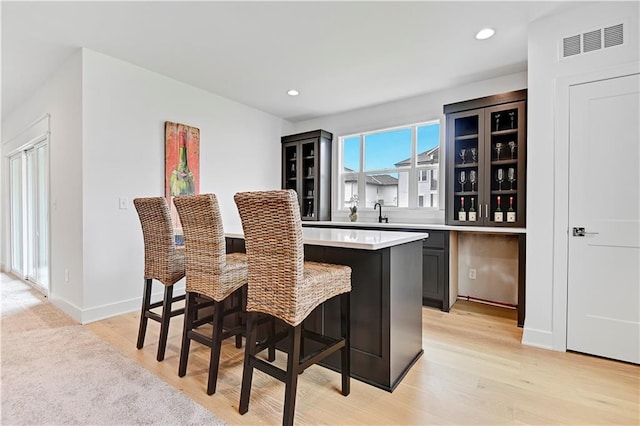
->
[1,275,226,425]
[1,324,226,425]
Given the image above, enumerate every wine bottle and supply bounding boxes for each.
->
[507,196,516,222]
[494,196,504,222]
[458,197,466,221]
[169,130,195,196]
[468,198,477,221]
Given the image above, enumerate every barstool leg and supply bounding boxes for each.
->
[268,317,276,362]
[178,292,195,377]
[157,284,174,361]
[207,300,224,395]
[340,292,351,396]
[235,288,243,348]
[283,325,302,426]
[239,312,257,415]
[136,278,153,349]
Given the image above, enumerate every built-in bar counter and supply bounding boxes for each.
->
[225,227,428,392]
[306,220,525,234]
[303,221,527,328]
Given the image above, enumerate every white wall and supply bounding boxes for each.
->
[457,233,518,305]
[525,1,639,349]
[292,71,527,224]
[1,51,84,316]
[2,48,292,323]
[80,50,292,322]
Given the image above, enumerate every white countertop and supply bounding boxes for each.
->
[226,227,429,250]
[307,220,526,234]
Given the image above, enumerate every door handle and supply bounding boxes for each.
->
[572,227,600,237]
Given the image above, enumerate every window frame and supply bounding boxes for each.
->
[337,119,442,213]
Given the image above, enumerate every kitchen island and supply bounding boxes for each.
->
[226,227,429,392]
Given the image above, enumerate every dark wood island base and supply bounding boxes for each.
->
[226,233,426,392]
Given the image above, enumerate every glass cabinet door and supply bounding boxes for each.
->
[485,102,525,227]
[283,143,298,193]
[300,140,317,219]
[445,91,526,228]
[282,138,319,220]
[448,109,485,225]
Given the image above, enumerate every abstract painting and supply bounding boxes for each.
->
[165,121,200,233]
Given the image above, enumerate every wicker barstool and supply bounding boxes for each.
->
[173,193,248,395]
[234,189,351,426]
[133,197,186,362]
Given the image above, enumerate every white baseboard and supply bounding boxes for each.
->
[49,294,83,323]
[521,326,555,350]
[80,284,186,324]
[81,296,141,324]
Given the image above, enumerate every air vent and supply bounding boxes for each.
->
[561,22,625,59]
[563,35,581,57]
[583,29,601,52]
[604,23,624,48]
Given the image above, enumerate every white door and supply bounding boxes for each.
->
[567,73,640,364]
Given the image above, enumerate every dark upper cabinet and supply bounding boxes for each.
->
[281,130,332,221]
[444,90,527,228]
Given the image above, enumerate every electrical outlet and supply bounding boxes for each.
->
[469,268,477,280]
[65,268,69,283]
[119,197,129,210]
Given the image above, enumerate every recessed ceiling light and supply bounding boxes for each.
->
[287,89,299,96]
[475,28,495,40]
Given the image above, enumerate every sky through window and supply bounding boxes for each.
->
[343,123,439,171]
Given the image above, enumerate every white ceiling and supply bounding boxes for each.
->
[2,1,587,122]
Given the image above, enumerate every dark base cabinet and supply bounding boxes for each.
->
[421,230,450,312]
[305,242,423,392]
[227,237,424,392]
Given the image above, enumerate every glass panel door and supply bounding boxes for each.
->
[26,142,49,289]
[36,143,49,289]
[10,154,25,276]
[26,147,36,281]
[9,141,49,293]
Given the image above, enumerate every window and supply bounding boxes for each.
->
[340,121,440,210]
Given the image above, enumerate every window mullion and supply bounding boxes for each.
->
[407,126,417,209]
[358,134,366,208]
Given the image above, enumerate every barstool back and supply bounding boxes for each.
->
[134,197,185,286]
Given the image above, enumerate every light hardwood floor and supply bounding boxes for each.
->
[85,296,640,425]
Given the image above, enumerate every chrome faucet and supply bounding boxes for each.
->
[374,202,388,223]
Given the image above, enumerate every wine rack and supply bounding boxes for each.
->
[444,90,527,227]
[281,130,332,221]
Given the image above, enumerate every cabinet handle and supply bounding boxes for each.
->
[479,204,482,218]
[485,204,489,218]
